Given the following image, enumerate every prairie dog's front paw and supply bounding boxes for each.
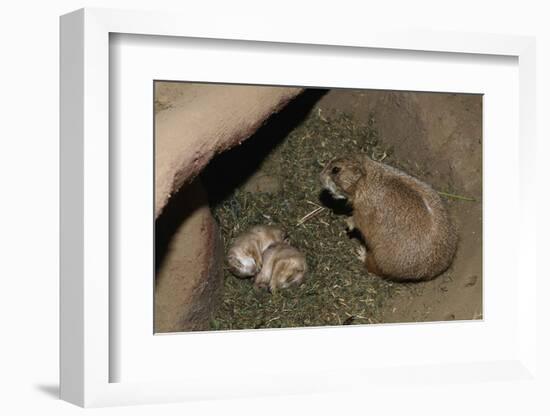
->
[345,216,355,232]
[355,245,367,263]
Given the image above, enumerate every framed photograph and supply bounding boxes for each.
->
[60,7,538,408]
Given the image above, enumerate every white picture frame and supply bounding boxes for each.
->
[60,7,538,408]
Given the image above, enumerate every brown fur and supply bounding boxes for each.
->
[227,225,286,278]
[254,243,307,292]
[365,253,384,277]
[320,156,458,281]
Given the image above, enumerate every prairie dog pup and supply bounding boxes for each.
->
[254,243,307,292]
[227,225,286,278]
[320,156,457,281]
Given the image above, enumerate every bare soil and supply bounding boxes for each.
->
[316,89,482,323]
[203,88,482,329]
[154,179,224,333]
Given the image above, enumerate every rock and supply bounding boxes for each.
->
[154,82,303,218]
[243,171,281,194]
[154,179,223,332]
[153,83,303,331]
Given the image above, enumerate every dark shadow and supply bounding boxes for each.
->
[318,189,363,244]
[155,179,208,275]
[156,88,327,276]
[347,227,367,247]
[318,189,353,216]
[35,384,59,399]
[201,88,328,206]
[153,89,330,330]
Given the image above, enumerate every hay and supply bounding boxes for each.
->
[203,106,398,330]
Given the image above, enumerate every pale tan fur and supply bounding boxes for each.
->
[254,243,307,292]
[227,225,286,278]
[320,156,458,281]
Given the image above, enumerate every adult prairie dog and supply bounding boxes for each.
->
[227,225,286,278]
[320,156,458,281]
[254,243,307,292]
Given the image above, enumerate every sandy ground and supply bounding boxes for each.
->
[316,89,482,322]
[155,179,224,332]
[154,82,302,218]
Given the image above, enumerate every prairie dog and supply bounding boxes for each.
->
[227,225,286,278]
[320,156,458,281]
[254,243,307,292]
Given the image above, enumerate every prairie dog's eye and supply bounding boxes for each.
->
[331,166,341,175]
